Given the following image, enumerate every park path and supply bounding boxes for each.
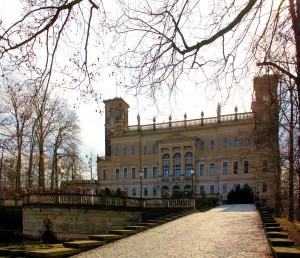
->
[73,204,272,258]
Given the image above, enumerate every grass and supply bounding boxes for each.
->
[276,217,300,250]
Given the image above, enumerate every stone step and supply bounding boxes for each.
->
[264,223,280,227]
[268,238,295,247]
[267,232,289,239]
[265,227,283,232]
[272,246,300,258]
[63,240,105,251]
[26,247,80,257]
[124,225,147,232]
[109,229,137,236]
[263,219,277,223]
[89,234,124,243]
[137,222,158,228]
[147,219,165,224]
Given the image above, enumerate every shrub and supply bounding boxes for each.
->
[227,184,255,204]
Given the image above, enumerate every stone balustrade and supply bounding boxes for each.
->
[23,194,195,209]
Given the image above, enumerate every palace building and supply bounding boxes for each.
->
[93,74,279,207]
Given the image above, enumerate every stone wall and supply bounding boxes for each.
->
[23,207,142,241]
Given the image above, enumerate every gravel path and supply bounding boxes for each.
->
[73,204,272,258]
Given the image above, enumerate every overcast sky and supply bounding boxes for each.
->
[0,0,254,158]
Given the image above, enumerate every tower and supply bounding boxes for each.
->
[104,98,129,156]
[252,74,279,146]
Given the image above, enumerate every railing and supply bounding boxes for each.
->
[22,194,195,209]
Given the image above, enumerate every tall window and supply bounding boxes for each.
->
[200,186,205,194]
[152,145,157,154]
[132,188,136,196]
[162,153,170,177]
[243,136,249,146]
[116,147,119,156]
[123,147,127,156]
[124,168,128,179]
[144,167,148,179]
[171,152,180,176]
[144,188,148,196]
[132,146,136,155]
[244,161,249,173]
[115,168,120,179]
[210,185,214,194]
[200,164,205,176]
[153,187,157,196]
[233,161,238,174]
[233,137,238,147]
[153,167,157,178]
[103,169,107,180]
[210,163,215,176]
[223,184,228,194]
[200,141,204,150]
[131,167,136,179]
[185,152,193,176]
[262,183,267,192]
[144,146,148,155]
[210,140,215,149]
[223,138,228,147]
[263,160,268,172]
[223,162,228,175]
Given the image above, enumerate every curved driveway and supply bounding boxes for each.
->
[73,204,272,258]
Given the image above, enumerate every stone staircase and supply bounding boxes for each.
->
[10,210,195,257]
[258,207,300,258]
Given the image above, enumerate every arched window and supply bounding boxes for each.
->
[172,185,180,192]
[161,186,169,197]
[185,152,193,176]
[173,152,181,176]
[162,153,170,178]
[184,185,192,193]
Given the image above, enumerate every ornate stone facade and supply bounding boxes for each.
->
[96,75,279,207]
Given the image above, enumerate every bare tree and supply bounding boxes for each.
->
[0,0,106,100]
[50,102,80,189]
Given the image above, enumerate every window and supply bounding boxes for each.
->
[132,188,136,196]
[162,153,170,177]
[143,167,148,179]
[185,152,193,176]
[152,145,157,154]
[200,141,204,150]
[153,187,157,196]
[233,137,238,147]
[233,161,238,174]
[173,152,182,176]
[103,169,107,180]
[124,168,128,179]
[116,147,119,156]
[131,167,136,179]
[123,147,127,156]
[223,184,228,194]
[210,185,214,194]
[223,162,228,175]
[244,161,249,173]
[262,183,267,192]
[210,140,215,149]
[144,188,148,196]
[200,164,205,176]
[144,146,148,155]
[200,186,205,194]
[132,146,136,155]
[153,167,157,178]
[115,168,120,179]
[243,136,249,146]
[223,138,228,147]
[263,160,268,172]
[210,163,215,176]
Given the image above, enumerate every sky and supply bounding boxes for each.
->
[0,0,254,158]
